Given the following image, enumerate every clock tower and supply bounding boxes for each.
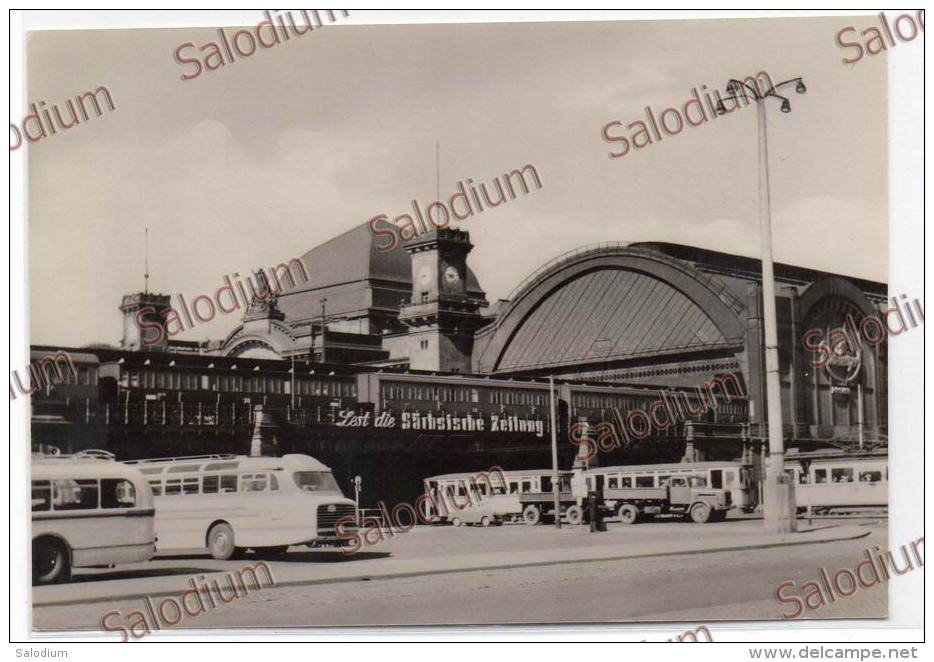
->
[399,228,488,373]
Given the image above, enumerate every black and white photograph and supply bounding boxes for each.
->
[7,7,926,654]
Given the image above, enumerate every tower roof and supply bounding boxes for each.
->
[276,219,485,325]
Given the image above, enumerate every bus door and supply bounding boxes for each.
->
[709,470,723,489]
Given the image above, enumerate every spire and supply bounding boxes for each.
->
[144,227,150,294]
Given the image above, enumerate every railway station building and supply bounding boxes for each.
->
[28,221,889,505]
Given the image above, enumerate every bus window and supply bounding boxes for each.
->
[658,475,671,487]
[635,476,653,488]
[292,471,340,494]
[182,478,199,495]
[203,475,219,494]
[270,474,279,491]
[585,476,594,491]
[241,473,269,492]
[101,479,137,508]
[165,479,182,496]
[620,476,632,488]
[724,470,736,486]
[457,483,467,497]
[521,480,531,493]
[32,481,51,512]
[509,481,519,494]
[149,480,162,496]
[541,477,552,492]
[832,468,854,483]
[814,469,828,484]
[859,470,882,483]
[608,477,618,489]
[53,479,99,510]
[473,482,488,496]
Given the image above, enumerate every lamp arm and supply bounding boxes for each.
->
[728,78,762,100]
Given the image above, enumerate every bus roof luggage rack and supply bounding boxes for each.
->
[125,454,240,465]
[33,448,116,461]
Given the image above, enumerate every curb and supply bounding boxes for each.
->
[34,526,871,609]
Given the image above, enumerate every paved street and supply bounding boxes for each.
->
[33,516,889,633]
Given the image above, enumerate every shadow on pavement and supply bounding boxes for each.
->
[68,566,218,583]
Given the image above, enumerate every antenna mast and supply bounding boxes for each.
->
[435,140,440,203]
[144,227,150,294]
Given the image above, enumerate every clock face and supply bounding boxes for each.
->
[444,266,460,285]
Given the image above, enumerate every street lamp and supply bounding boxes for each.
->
[716,75,806,535]
[353,475,362,526]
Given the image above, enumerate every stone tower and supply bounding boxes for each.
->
[398,228,487,373]
[119,293,172,352]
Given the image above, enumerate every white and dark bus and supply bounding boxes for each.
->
[128,453,357,559]
[32,450,155,584]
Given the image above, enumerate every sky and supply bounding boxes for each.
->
[25,13,889,347]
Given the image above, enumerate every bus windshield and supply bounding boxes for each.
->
[293,471,341,494]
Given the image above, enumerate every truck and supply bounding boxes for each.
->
[600,475,731,524]
[518,472,732,525]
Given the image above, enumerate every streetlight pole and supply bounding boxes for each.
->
[290,336,296,410]
[717,75,806,535]
[549,376,561,529]
[320,297,327,364]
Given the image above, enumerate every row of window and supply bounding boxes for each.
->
[32,479,136,512]
[382,383,548,407]
[126,370,355,397]
[296,379,355,397]
[150,472,279,496]
[571,394,652,411]
[39,366,99,387]
[805,468,886,484]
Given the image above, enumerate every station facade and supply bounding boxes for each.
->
[27,222,888,505]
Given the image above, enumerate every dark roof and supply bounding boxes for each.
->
[282,219,485,297]
[275,220,485,324]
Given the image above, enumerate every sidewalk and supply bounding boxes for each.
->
[33,523,870,608]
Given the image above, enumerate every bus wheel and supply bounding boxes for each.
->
[451,517,463,527]
[565,505,584,526]
[522,505,541,526]
[33,538,70,585]
[480,516,491,528]
[207,523,237,560]
[618,504,639,525]
[690,503,711,524]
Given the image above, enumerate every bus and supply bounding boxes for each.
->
[127,453,357,559]
[423,468,573,525]
[32,450,155,584]
[785,454,888,515]
[584,461,757,514]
